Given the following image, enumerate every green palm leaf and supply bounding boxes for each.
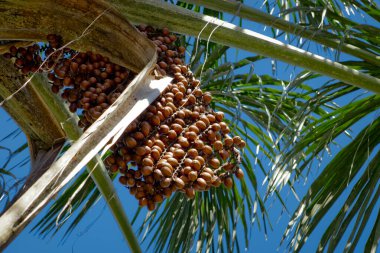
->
[269,94,380,192]
[282,116,380,252]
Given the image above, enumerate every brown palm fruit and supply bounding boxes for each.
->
[119,176,128,185]
[126,133,141,146]
[203,167,214,176]
[138,198,148,207]
[185,187,195,198]
[195,178,206,189]
[202,145,213,155]
[147,201,156,211]
[163,187,172,198]
[209,157,221,169]
[200,172,212,182]
[238,140,246,149]
[142,166,153,176]
[161,166,173,177]
[191,160,202,171]
[219,150,230,161]
[153,169,164,180]
[188,171,198,181]
[224,176,234,188]
[212,176,222,187]
[213,141,223,151]
[235,168,244,179]
[167,157,179,168]
[224,137,234,148]
[3,28,246,210]
[187,148,198,158]
[233,136,242,145]
[174,148,185,159]
[180,166,190,175]
[160,178,172,188]
[153,194,164,203]
[223,163,234,172]
[195,156,205,167]
[135,146,147,156]
[174,177,185,189]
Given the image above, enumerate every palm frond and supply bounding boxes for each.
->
[268,94,380,192]
[183,0,380,67]
[258,0,380,63]
[135,181,258,253]
[282,116,380,252]
[130,52,349,252]
[31,168,117,241]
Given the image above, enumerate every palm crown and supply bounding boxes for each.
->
[0,1,379,252]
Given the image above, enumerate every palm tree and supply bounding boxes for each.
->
[0,0,379,252]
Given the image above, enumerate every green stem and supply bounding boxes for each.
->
[114,0,380,94]
[32,75,81,139]
[184,0,380,67]
[32,75,142,253]
[87,158,142,253]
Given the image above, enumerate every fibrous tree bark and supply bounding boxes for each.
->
[0,57,68,204]
[0,57,65,157]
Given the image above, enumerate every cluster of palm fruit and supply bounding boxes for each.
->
[52,50,134,127]
[104,25,246,210]
[137,25,186,77]
[3,43,42,74]
[3,34,134,127]
[2,26,245,211]
[2,35,72,75]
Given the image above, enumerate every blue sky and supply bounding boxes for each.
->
[2,2,380,253]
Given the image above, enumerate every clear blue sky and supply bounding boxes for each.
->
[2,2,379,253]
